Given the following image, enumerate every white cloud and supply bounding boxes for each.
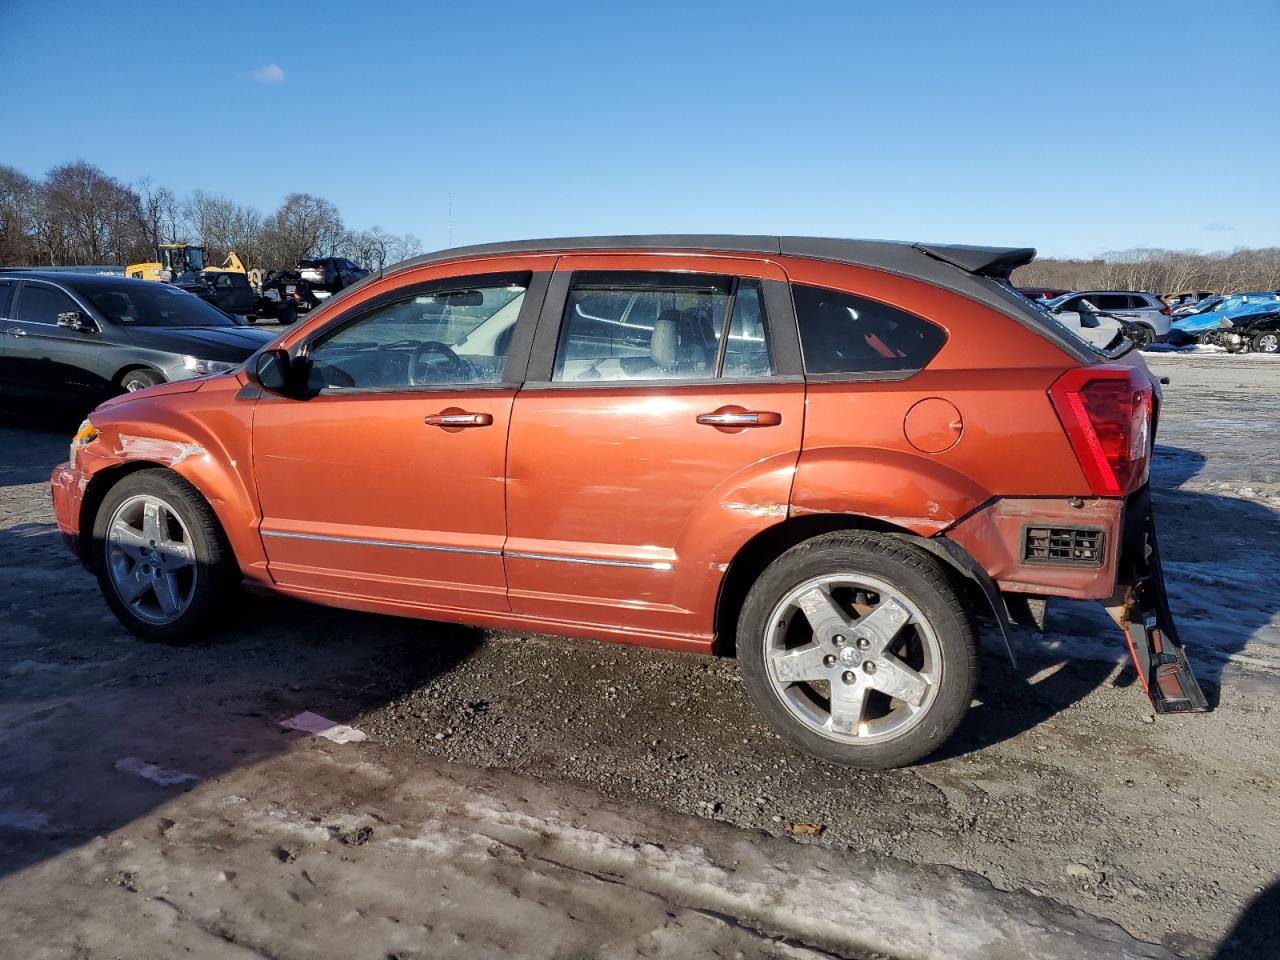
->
[251,63,285,84]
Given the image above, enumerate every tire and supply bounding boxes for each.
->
[737,532,978,769]
[92,469,235,642]
[1131,324,1155,348]
[119,368,163,393]
[1252,331,1280,354]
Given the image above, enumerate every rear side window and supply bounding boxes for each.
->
[553,273,773,383]
[16,284,78,326]
[792,284,945,376]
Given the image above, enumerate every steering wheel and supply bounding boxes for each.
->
[410,340,469,385]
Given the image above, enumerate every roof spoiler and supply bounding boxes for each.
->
[912,243,1036,281]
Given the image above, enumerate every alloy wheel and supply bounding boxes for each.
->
[763,574,942,744]
[106,494,198,624]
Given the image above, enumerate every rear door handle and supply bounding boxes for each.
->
[4,327,27,338]
[424,411,493,428]
[696,410,782,427]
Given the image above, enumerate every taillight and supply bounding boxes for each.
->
[1160,306,1171,316]
[1048,366,1153,497]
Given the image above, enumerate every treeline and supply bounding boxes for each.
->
[1013,247,1280,295]
[0,161,423,272]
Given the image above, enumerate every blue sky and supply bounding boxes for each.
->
[1,0,1276,258]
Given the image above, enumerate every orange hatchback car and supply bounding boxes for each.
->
[50,236,1206,768]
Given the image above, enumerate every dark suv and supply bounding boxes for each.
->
[0,271,275,403]
[175,270,260,320]
[297,257,369,293]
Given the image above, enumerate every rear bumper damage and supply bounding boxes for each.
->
[943,491,1208,715]
[1104,488,1209,713]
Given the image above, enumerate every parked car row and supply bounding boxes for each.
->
[0,270,275,403]
[1016,285,1280,353]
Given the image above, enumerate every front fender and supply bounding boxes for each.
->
[78,376,267,582]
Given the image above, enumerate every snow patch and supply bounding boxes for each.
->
[114,757,200,786]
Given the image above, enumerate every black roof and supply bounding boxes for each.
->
[0,269,142,287]
[385,235,1035,282]
[322,234,1087,360]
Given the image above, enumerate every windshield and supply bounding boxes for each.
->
[78,281,237,327]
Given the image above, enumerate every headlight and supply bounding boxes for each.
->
[69,420,98,468]
[182,355,236,376]
[1219,318,1233,329]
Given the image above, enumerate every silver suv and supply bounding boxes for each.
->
[1044,291,1171,345]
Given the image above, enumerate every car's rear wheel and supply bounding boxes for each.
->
[738,532,977,768]
[119,368,163,393]
[92,470,234,642]
[1252,331,1279,354]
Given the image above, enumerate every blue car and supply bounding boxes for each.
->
[1167,293,1280,345]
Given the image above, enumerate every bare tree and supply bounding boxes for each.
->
[40,162,146,265]
[182,190,265,267]
[1014,247,1280,295]
[0,164,43,264]
[262,192,345,266]
[134,178,181,251]
[386,231,423,266]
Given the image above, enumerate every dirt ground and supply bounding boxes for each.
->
[1,352,1277,959]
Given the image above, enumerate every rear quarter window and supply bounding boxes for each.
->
[792,284,946,376]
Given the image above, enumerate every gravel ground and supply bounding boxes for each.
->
[0,352,1277,958]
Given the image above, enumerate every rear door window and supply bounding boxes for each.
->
[16,283,79,325]
[1095,294,1131,311]
[552,272,773,383]
[0,280,13,317]
[792,284,946,376]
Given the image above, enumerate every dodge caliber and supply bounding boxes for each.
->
[49,236,1207,768]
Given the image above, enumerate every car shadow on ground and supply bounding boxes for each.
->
[935,442,1280,761]
[1214,878,1280,959]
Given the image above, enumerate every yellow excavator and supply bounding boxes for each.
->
[126,243,246,282]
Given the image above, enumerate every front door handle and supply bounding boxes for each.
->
[4,327,27,338]
[697,409,782,428]
[424,411,493,428]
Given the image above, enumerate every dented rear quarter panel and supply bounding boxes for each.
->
[783,259,1092,532]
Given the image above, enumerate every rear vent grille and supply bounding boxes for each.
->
[1022,526,1105,566]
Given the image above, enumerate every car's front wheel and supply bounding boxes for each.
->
[119,368,163,393]
[92,469,234,642]
[738,532,977,769]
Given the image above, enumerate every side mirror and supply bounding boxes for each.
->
[57,311,96,333]
[249,348,294,394]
